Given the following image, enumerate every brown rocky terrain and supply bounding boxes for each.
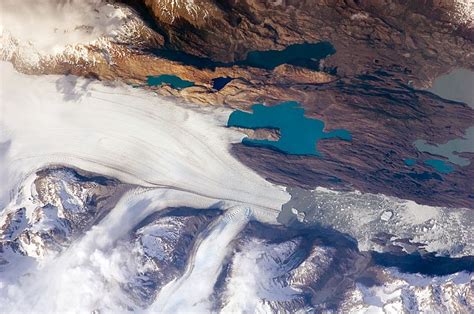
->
[122,0,474,87]
[1,0,473,208]
[231,73,474,209]
[5,0,473,88]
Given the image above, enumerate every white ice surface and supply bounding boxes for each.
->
[0,61,289,222]
[150,206,252,312]
[301,187,474,257]
[221,238,302,313]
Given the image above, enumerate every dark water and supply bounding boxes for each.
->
[228,101,351,155]
[146,75,194,89]
[405,171,443,181]
[212,77,233,90]
[372,252,474,276]
[242,41,335,70]
[151,41,335,71]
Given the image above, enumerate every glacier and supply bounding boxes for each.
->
[0,61,289,217]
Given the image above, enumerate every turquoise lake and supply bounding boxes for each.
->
[404,159,416,166]
[424,159,454,174]
[404,157,455,175]
[227,101,351,155]
[147,75,194,89]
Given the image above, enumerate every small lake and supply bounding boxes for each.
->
[212,77,233,90]
[404,159,416,166]
[424,159,454,174]
[147,74,194,89]
[404,158,454,174]
[227,101,351,156]
[413,69,474,174]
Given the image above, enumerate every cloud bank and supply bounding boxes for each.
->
[0,0,128,54]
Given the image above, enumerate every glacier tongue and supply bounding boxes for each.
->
[151,206,251,312]
[0,61,293,313]
[0,61,289,218]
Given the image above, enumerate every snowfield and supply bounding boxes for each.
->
[0,61,289,219]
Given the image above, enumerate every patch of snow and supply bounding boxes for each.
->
[155,0,209,24]
[454,0,474,25]
[350,12,370,21]
[136,217,186,261]
[0,188,222,313]
[221,237,313,313]
[380,210,393,222]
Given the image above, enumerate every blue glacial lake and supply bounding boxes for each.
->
[404,158,454,174]
[147,75,194,89]
[424,159,454,174]
[227,101,351,155]
[404,159,416,166]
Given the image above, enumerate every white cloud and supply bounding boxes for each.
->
[0,0,128,54]
[0,188,225,313]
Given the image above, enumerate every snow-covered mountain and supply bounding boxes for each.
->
[1,167,472,312]
[0,0,159,71]
[0,168,123,266]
